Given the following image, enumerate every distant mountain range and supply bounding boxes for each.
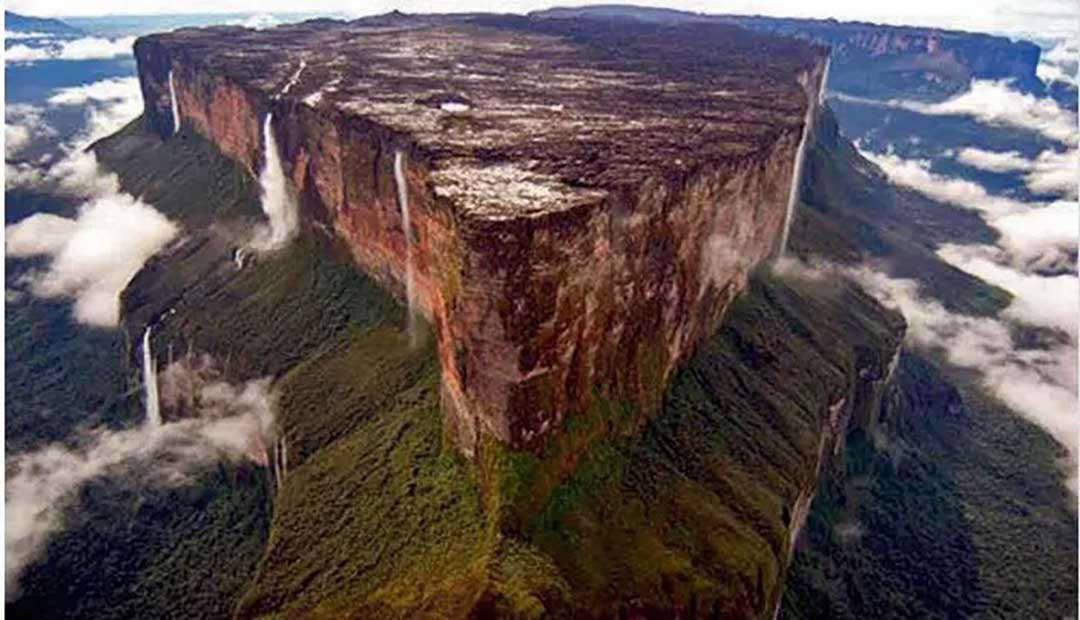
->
[6,11,84,37]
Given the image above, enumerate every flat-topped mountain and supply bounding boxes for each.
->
[134,14,828,455]
[535,5,1045,99]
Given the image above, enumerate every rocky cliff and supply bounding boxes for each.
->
[133,14,828,456]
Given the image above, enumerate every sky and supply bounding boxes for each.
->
[6,0,1078,39]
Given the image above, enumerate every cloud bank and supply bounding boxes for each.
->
[6,74,177,328]
[5,36,136,64]
[6,189,179,327]
[1038,39,1078,87]
[953,146,1078,199]
[5,371,277,594]
[5,104,56,158]
[777,258,1080,495]
[834,80,1078,144]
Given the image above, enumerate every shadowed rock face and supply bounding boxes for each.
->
[133,14,827,454]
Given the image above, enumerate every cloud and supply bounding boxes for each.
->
[4,31,53,40]
[1025,149,1079,198]
[5,104,56,158]
[844,264,1078,493]
[1038,39,1078,87]
[861,149,1029,217]
[865,148,1079,273]
[991,201,1080,272]
[955,147,1033,173]
[937,243,1078,336]
[6,186,179,327]
[228,13,282,29]
[46,76,140,107]
[5,371,276,594]
[5,36,135,64]
[952,146,1078,199]
[834,80,1078,144]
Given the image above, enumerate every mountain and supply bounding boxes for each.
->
[5,11,83,37]
[133,14,828,458]
[7,8,1074,620]
[533,5,1046,99]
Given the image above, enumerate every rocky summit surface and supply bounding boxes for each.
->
[135,13,827,456]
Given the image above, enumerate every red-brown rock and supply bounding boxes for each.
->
[133,14,828,455]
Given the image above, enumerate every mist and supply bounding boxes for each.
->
[5,370,277,595]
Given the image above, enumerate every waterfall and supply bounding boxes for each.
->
[168,70,181,135]
[778,61,829,258]
[818,56,832,105]
[394,149,418,346]
[253,113,299,251]
[142,326,162,428]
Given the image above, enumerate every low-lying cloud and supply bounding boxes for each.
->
[5,370,277,595]
[1038,39,1078,87]
[5,104,56,158]
[6,189,179,327]
[953,146,1078,199]
[863,149,1078,273]
[860,150,1029,217]
[6,76,177,328]
[780,257,1078,495]
[833,80,1078,144]
[4,31,54,40]
[5,36,135,64]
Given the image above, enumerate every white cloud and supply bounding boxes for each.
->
[4,31,53,40]
[6,149,180,328]
[1025,148,1079,198]
[5,36,135,64]
[1038,39,1078,87]
[955,147,1033,173]
[835,80,1078,144]
[6,192,179,327]
[952,146,1078,199]
[861,149,1029,217]
[844,264,1078,493]
[46,76,140,106]
[992,200,1080,272]
[227,13,281,29]
[938,243,1078,336]
[5,104,55,159]
[5,372,276,594]
[866,149,1078,273]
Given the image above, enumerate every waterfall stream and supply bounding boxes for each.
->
[778,59,830,257]
[253,113,299,251]
[168,70,181,135]
[142,326,162,428]
[394,149,418,346]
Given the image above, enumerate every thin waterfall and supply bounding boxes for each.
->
[778,60,829,258]
[168,70,181,135]
[818,56,831,105]
[394,149,418,346]
[253,113,299,250]
[142,326,162,428]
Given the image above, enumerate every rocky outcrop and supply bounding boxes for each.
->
[133,14,828,456]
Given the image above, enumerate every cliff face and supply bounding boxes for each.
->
[133,14,828,455]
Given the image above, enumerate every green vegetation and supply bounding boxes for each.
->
[791,107,1012,317]
[9,466,271,620]
[781,353,1077,619]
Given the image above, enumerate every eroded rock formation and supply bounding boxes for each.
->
[133,14,828,455]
